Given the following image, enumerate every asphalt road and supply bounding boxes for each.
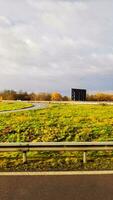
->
[0,174,113,200]
[0,103,47,114]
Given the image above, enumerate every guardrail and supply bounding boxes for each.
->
[1,142,113,164]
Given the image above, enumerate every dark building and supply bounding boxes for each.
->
[71,88,87,101]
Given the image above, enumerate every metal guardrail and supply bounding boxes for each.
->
[0,142,113,164]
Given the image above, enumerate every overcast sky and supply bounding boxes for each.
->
[0,0,113,95]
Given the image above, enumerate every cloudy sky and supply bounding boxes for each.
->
[0,0,113,95]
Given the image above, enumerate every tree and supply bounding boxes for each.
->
[87,93,113,101]
[1,90,17,100]
[0,96,2,101]
[36,93,51,101]
[62,96,69,101]
[29,93,37,101]
[16,91,30,101]
[51,92,62,101]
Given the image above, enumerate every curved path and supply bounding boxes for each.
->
[0,103,48,114]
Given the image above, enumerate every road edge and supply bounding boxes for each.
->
[1,171,113,176]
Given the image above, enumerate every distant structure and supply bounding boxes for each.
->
[71,88,87,101]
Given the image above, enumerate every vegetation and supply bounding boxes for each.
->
[0,103,113,171]
[0,90,69,101]
[0,102,33,112]
[1,89,113,102]
[1,103,113,142]
[87,93,113,101]
[51,92,63,101]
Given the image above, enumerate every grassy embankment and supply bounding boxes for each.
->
[0,103,113,171]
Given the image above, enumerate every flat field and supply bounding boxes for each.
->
[0,103,113,171]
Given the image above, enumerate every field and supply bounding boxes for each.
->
[0,102,33,112]
[0,103,113,171]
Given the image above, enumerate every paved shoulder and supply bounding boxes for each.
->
[0,173,113,200]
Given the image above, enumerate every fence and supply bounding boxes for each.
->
[1,142,113,164]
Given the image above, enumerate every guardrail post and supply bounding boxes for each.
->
[83,151,86,164]
[23,151,27,164]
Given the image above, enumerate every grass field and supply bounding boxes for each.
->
[0,103,113,171]
[0,102,33,112]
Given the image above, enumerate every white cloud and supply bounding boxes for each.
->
[0,0,113,94]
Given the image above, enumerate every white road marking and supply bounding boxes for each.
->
[1,171,113,176]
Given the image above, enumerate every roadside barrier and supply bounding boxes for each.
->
[0,142,113,164]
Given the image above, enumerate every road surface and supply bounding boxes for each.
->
[0,103,47,114]
[0,173,113,200]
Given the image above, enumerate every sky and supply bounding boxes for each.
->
[0,0,113,95]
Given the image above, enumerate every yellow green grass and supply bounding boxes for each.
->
[0,103,113,171]
[0,102,33,112]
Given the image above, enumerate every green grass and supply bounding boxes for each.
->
[0,103,113,171]
[0,102,33,112]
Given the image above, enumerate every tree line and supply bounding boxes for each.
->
[0,90,113,101]
[87,93,113,101]
[0,90,69,101]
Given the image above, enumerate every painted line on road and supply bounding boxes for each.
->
[1,171,113,176]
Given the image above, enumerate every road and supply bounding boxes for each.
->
[0,173,113,200]
[0,103,47,114]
